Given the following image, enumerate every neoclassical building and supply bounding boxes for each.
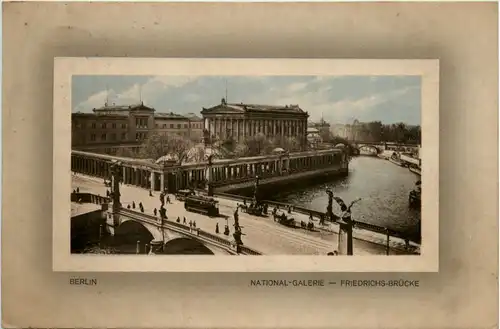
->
[200,98,309,147]
[72,102,204,154]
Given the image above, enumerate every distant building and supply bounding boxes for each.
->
[331,123,350,139]
[306,127,322,149]
[308,118,331,136]
[200,98,309,148]
[154,112,192,139]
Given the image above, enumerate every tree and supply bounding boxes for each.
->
[282,136,302,153]
[138,132,194,164]
[138,131,170,160]
[244,133,273,156]
[165,134,195,164]
[234,142,250,158]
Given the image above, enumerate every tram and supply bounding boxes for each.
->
[184,195,220,217]
[175,189,195,201]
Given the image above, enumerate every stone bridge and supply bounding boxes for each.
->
[348,141,420,155]
[106,207,259,255]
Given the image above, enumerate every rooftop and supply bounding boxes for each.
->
[201,99,308,115]
[93,102,155,112]
[72,112,129,118]
[154,112,188,119]
[185,112,203,121]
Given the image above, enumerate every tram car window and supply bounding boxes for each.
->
[184,195,220,217]
[175,189,195,201]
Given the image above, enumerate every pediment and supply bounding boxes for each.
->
[201,105,245,115]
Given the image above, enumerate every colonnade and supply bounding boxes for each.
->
[206,117,307,141]
[71,150,346,192]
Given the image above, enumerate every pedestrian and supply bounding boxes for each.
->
[139,202,144,213]
[193,221,196,228]
[106,190,110,197]
[127,204,131,209]
[215,223,219,234]
[167,195,171,204]
[132,201,136,209]
[176,217,180,223]
[76,187,80,193]
[189,220,192,228]
[149,190,153,197]
[154,208,157,216]
[183,217,186,224]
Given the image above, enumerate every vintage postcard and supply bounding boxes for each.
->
[53,58,439,272]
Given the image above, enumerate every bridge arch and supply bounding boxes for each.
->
[358,144,382,154]
[162,237,215,255]
[114,220,155,254]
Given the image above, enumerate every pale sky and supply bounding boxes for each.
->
[72,75,421,125]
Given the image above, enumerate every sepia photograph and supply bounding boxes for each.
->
[54,58,439,272]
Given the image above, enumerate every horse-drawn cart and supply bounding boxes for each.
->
[300,221,315,231]
[239,202,265,216]
[273,212,295,227]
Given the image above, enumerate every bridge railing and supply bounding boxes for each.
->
[71,192,111,205]
[118,208,262,256]
[213,192,420,254]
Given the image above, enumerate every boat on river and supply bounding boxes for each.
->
[408,164,422,176]
[388,152,406,167]
[409,180,421,208]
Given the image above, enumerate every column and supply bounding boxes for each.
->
[150,172,154,191]
[235,119,240,141]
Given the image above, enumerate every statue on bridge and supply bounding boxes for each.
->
[233,226,245,254]
[207,154,214,197]
[253,175,261,205]
[233,208,240,230]
[326,190,362,256]
[109,161,122,208]
[326,189,334,222]
[109,160,123,228]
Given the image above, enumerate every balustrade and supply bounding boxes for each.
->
[72,149,345,191]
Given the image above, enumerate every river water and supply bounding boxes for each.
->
[272,156,421,241]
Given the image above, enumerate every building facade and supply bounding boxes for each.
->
[72,102,204,154]
[200,98,309,147]
[185,113,204,143]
